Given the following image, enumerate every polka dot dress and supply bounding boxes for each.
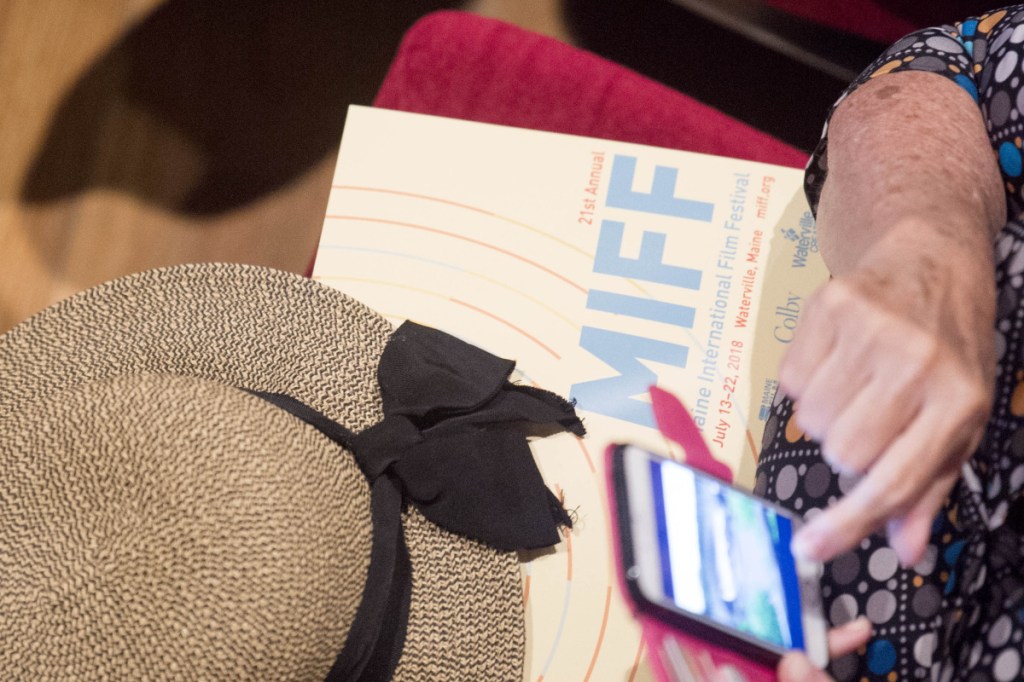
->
[758,6,1024,680]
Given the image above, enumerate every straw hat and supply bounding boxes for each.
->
[0,263,583,680]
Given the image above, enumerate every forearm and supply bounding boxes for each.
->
[815,70,1006,277]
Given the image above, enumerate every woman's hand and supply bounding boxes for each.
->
[779,70,1005,567]
[782,224,996,566]
[776,617,873,681]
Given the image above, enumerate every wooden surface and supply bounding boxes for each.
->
[467,0,569,40]
[0,0,566,334]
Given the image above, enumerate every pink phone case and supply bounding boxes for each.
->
[605,386,777,681]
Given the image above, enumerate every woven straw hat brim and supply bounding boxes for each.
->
[0,263,524,681]
[2,373,374,679]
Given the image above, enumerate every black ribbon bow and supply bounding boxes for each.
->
[355,320,585,550]
[251,321,585,680]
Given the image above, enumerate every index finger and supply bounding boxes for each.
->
[792,404,958,562]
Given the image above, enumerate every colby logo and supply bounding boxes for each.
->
[782,211,818,268]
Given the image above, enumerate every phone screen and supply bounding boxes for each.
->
[649,457,805,650]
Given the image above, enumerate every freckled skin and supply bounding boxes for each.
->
[873,85,900,100]
[776,69,1005,682]
[781,70,1003,569]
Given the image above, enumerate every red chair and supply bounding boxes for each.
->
[306,11,805,275]
[373,11,807,168]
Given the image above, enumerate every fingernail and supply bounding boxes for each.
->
[898,549,923,570]
[851,616,872,635]
[778,653,816,679]
[791,528,820,561]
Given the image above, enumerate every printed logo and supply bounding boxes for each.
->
[783,211,818,268]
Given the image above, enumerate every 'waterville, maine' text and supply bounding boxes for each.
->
[571,153,766,441]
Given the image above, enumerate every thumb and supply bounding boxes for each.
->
[778,653,832,682]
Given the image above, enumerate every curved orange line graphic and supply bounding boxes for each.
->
[324,214,586,294]
[582,586,613,682]
[534,485,575,682]
[576,438,595,474]
[315,269,578,332]
[627,640,645,682]
[451,298,560,360]
[745,428,759,462]
[332,185,592,259]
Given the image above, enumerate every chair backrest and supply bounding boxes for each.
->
[374,11,807,167]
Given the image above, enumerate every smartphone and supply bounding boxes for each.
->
[611,444,829,669]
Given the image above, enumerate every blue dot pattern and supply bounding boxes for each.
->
[955,72,980,100]
[759,5,1024,681]
[1000,140,1022,176]
[867,640,897,676]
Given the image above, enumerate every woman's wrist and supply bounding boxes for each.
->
[840,220,997,374]
[821,209,996,278]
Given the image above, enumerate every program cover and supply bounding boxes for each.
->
[314,105,828,680]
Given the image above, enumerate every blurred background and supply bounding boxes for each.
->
[0,0,986,333]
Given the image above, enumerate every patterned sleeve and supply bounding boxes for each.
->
[804,5,1024,216]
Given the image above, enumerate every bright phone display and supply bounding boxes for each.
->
[616,444,827,667]
[650,456,803,648]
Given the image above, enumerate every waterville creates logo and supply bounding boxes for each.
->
[782,211,818,268]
